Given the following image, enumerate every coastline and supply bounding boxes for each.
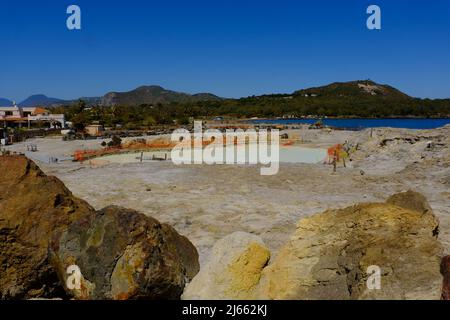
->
[241,117,450,130]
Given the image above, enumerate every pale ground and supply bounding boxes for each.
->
[5,126,450,265]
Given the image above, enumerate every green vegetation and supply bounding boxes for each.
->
[107,135,122,147]
[50,81,450,129]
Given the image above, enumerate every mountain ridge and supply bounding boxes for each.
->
[100,85,222,106]
[3,85,222,107]
[18,94,66,107]
[0,98,13,106]
[3,81,449,108]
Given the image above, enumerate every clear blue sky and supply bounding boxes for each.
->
[1,0,449,102]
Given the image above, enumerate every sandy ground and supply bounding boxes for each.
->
[5,126,450,266]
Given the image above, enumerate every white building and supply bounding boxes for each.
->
[0,103,65,128]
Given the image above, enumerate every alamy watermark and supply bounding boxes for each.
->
[66,264,82,290]
[367,5,381,30]
[366,265,382,290]
[65,5,381,32]
[66,5,81,30]
[171,121,280,176]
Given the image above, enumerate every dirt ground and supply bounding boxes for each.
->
[5,126,449,265]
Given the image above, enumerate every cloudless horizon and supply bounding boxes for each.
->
[1,0,450,102]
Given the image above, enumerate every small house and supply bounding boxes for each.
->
[85,124,104,137]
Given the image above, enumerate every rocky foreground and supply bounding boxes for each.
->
[183,192,444,300]
[0,155,449,300]
[0,155,199,299]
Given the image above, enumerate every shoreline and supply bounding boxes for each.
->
[240,117,450,130]
[242,116,450,120]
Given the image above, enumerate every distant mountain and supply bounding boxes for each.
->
[101,85,222,106]
[294,80,411,99]
[19,95,67,107]
[4,86,221,108]
[0,98,13,106]
[229,80,450,118]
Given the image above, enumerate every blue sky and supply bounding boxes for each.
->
[0,0,449,101]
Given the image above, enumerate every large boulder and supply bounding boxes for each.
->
[0,155,199,300]
[50,206,199,300]
[0,155,94,299]
[182,232,270,300]
[257,199,443,300]
[442,256,450,300]
[186,192,444,300]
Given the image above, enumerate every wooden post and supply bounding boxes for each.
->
[333,150,337,173]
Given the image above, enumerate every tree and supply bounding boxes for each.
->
[142,116,157,127]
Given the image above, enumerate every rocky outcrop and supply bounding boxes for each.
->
[185,192,444,300]
[50,206,199,300]
[386,190,433,215]
[257,201,443,300]
[0,155,199,300]
[442,256,450,300]
[182,232,270,300]
[0,155,95,299]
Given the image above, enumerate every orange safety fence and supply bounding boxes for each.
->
[327,144,342,163]
[73,147,122,162]
[73,136,272,162]
[282,140,294,147]
[326,144,349,164]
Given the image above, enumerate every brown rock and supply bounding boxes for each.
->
[442,256,450,300]
[0,155,199,300]
[386,190,433,215]
[50,206,200,300]
[0,155,94,299]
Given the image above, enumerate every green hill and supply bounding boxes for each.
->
[294,80,411,100]
[211,80,450,118]
[100,85,221,106]
[55,80,450,129]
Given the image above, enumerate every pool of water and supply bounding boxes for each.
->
[96,146,327,164]
[98,151,171,164]
[279,146,327,163]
